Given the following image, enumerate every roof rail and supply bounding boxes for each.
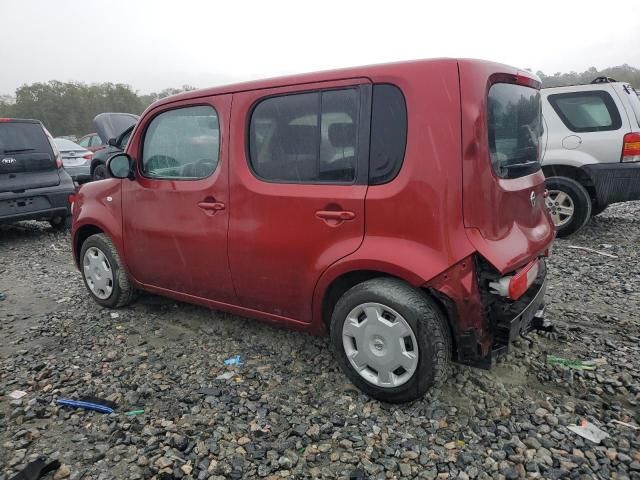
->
[591,76,617,84]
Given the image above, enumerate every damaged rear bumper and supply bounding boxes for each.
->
[460,259,549,369]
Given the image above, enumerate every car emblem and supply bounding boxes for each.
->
[530,191,537,207]
[1,157,17,165]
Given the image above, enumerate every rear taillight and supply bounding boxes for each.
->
[68,194,75,215]
[55,154,63,168]
[83,153,93,160]
[489,259,540,300]
[621,132,640,162]
[0,118,12,122]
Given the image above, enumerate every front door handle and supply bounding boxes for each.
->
[197,200,225,213]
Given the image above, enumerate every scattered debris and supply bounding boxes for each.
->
[611,419,640,431]
[110,312,119,319]
[56,398,115,414]
[215,371,236,380]
[9,390,27,400]
[9,457,60,480]
[546,355,606,370]
[567,245,618,258]
[568,419,610,444]
[223,354,243,366]
[124,409,145,416]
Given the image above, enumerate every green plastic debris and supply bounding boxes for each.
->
[546,355,604,370]
[124,409,145,416]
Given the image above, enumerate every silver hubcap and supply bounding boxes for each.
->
[83,247,113,299]
[342,302,419,388]
[546,190,575,227]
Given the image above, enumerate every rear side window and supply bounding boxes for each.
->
[488,83,542,179]
[0,122,51,155]
[369,84,407,185]
[547,90,622,132]
[249,88,359,183]
[142,105,220,179]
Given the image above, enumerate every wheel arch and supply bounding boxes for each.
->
[542,164,596,201]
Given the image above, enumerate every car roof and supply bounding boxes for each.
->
[0,118,42,124]
[148,58,534,111]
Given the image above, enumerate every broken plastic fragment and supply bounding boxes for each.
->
[567,420,610,443]
[546,355,602,370]
[223,355,243,366]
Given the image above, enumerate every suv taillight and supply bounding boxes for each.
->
[621,132,640,162]
[55,154,63,169]
[489,259,540,300]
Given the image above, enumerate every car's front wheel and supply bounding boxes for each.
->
[80,233,136,308]
[544,176,592,238]
[330,278,451,403]
[92,163,107,181]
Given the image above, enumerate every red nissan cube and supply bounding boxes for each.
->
[71,59,555,402]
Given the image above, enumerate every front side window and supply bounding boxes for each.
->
[78,136,91,148]
[249,88,359,183]
[547,90,622,132]
[142,105,220,179]
[488,83,542,179]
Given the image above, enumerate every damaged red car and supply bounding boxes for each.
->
[71,59,555,402]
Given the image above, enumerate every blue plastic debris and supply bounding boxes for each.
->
[56,398,114,414]
[223,355,243,366]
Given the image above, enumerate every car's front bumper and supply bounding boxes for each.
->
[582,161,640,206]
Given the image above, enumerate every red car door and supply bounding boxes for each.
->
[122,95,236,304]
[228,80,370,323]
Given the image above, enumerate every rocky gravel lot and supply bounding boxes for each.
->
[1,203,639,480]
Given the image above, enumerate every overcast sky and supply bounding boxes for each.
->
[1,0,639,95]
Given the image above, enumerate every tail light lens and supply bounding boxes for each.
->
[621,132,640,162]
[489,259,540,300]
[83,153,93,161]
[55,154,63,169]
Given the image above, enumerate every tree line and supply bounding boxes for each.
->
[0,82,195,137]
[0,64,638,138]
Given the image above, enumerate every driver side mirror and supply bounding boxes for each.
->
[107,153,134,180]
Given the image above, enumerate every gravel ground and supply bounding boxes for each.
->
[1,203,639,480]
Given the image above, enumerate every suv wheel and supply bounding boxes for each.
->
[80,233,136,308]
[544,176,592,238]
[49,215,71,231]
[93,163,107,181]
[330,278,450,403]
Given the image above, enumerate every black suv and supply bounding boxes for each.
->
[0,118,75,229]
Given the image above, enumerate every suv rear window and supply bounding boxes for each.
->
[487,83,542,179]
[0,122,51,155]
[547,90,622,132]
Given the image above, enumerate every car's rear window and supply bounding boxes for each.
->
[0,122,52,155]
[487,83,542,179]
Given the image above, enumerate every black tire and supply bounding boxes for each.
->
[49,215,71,231]
[330,277,451,403]
[544,176,592,238]
[80,233,136,308]
[591,202,608,217]
[92,163,107,181]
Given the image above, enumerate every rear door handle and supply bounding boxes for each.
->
[197,201,225,212]
[315,210,355,221]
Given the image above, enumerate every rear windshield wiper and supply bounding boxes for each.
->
[1,148,35,154]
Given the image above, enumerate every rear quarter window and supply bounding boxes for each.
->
[547,90,622,132]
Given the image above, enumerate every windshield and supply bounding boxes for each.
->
[487,83,542,179]
[0,122,52,155]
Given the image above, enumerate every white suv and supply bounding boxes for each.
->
[541,77,640,237]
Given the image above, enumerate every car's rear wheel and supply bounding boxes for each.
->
[330,278,450,403]
[92,163,107,181]
[544,176,592,238]
[80,233,136,308]
[49,215,71,231]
